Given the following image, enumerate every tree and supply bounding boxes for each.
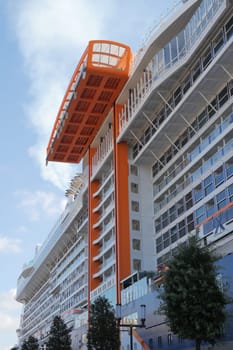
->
[46,315,71,350]
[21,335,39,350]
[87,295,120,350]
[160,238,227,350]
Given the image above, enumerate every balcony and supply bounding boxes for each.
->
[91,126,113,179]
[117,0,227,149]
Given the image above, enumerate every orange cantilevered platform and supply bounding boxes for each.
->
[46,40,132,164]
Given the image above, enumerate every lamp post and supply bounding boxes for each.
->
[116,304,146,350]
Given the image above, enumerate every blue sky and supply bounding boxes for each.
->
[0,0,174,348]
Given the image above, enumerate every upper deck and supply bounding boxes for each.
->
[46,40,132,164]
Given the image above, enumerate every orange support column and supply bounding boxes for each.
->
[88,148,100,305]
[114,105,131,303]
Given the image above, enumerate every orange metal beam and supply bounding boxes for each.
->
[46,40,132,164]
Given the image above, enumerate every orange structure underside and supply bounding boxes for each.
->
[46,40,132,164]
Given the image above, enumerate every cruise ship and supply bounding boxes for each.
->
[16,0,233,349]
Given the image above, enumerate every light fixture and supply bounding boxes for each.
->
[115,303,146,350]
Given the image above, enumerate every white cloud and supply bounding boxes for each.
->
[9,0,113,191]
[16,190,66,221]
[0,289,21,347]
[0,289,21,312]
[0,237,21,254]
[0,313,19,330]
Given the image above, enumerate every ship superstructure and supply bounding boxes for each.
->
[16,1,233,349]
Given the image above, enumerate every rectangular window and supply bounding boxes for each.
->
[216,190,227,210]
[156,237,163,253]
[131,201,140,212]
[133,259,141,271]
[155,218,161,233]
[213,30,224,55]
[192,60,201,82]
[208,97,217,118]
[163,231,170,249]
[132,239,141,251]
[229,81,233,97]
[225,15,233,40]
[168,333,173,345]
[218,86,228,107]
[182,75,191,94]
[165,149,172,163]
[171,226,178,243]
[185,192,193,210]
[131,182,139,193]
[177,30,185,57]
[226,157,233,178]
[177,199,185,215]
[187,216,195,232]
[214,166,224,187]
[170,37,178,63]
[152,162,159,177]
[228,184,233,202]
[204,174,214,196]
[162,212,169,229]
[130,165,138,176]
[195,205,206,224]
[169,205,176,222]
[194,183,203,203]
[132,219,140,231]
[158,335,162,347]
[164,44,171,67]
[202,45,212,69]
[206,199,215,217]
[179,220,186,238]
[198,110,208,129]
[159,109,165,125]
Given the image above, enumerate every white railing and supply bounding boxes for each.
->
[92,128,113,175]
[118,70,153,131]
[90,276,116,299]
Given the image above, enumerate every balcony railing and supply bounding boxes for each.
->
[118,0,226,137]
[92,127,113,177]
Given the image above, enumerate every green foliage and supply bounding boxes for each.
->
[160,238,227,350]
[87,295,120,350]
[46,315,72,350]
[21,335,39,350]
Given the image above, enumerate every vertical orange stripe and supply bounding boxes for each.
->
[114,104,131,303]
[88,148,100,306]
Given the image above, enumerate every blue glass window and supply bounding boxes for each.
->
[226,157,233,178]
[214,166,224,187]
[195,205,206,224]
[216,190,227,210]
[228,184,233,202]
[204,174,214,196]
[206,199,215,217]
[194,183,203,203]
